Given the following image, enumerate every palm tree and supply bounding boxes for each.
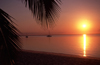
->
[0,0,61,65]
[24,0,61,28]
[0,9,21,65]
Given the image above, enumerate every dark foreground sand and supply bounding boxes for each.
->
[15,50,100,65]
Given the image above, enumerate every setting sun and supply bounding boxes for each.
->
[77,19,92,34]
[83,24,86,28]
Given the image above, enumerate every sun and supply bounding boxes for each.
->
[83,24,86,28]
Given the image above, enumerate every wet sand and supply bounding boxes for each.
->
[15,50,100,65]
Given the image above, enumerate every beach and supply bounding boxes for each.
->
[15,50,100,65]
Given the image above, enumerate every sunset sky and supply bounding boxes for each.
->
[0,0,100,35]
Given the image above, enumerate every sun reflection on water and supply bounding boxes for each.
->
[83,34,86,57]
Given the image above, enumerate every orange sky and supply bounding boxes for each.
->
[0,0,100,35]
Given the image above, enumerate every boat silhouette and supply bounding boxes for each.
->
[26,36,28,38]
[47,29,52,37]
[47,35,52,37]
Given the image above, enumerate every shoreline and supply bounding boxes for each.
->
[22,49,100,60]
[15,50,100,65]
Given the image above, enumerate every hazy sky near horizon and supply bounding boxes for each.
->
[0,0,100,35]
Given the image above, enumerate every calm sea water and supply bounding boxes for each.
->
[21,34,100,58]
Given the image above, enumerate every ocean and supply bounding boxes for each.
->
[20,34,100,58]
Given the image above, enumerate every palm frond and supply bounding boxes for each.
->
[0,9,21,65]
[23,0,61,28]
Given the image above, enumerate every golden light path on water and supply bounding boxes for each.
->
[83,34,86,57]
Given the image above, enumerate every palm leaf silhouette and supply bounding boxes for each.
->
[0,9,21,65]
[0,0,61,65]
[23,0,61,28]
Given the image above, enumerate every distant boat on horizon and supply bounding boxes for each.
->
[47,35,52,37]
[47,29,52,37]
[26,36,28,38]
